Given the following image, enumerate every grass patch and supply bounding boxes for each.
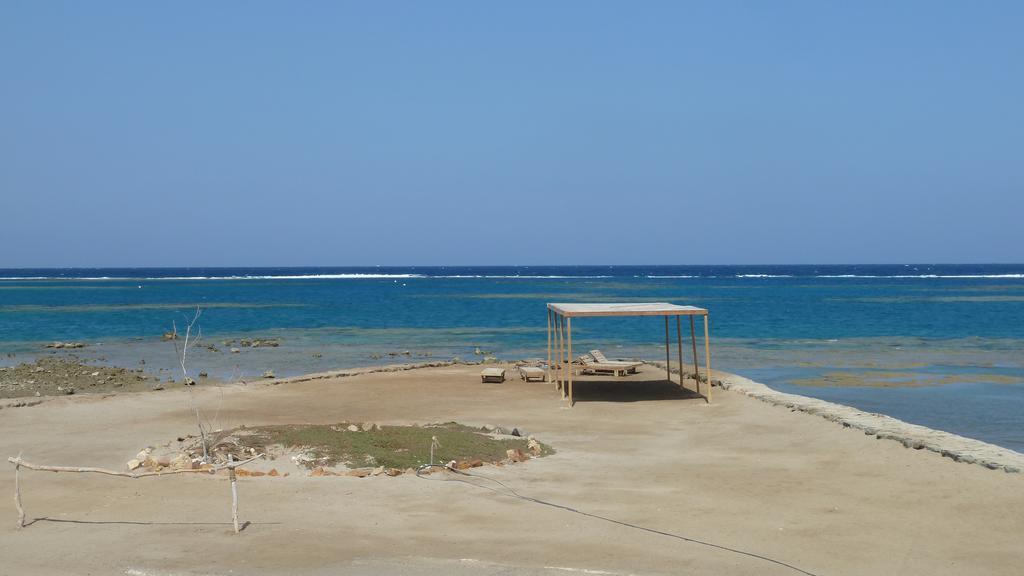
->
[235,422,552,470]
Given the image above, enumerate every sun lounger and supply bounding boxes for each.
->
[480,367,506,383]
[518,366,545,382]
[574,353,638,377]
[588,350,641,373]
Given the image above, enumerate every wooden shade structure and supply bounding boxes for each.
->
[546,302,711,406]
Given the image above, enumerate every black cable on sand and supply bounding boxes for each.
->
[416,464,821,576]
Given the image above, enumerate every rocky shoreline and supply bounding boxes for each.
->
[716,371,1024,474]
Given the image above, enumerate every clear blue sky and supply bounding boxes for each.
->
[2,1,1021,267]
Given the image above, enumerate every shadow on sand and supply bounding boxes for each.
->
[564,376,705,403]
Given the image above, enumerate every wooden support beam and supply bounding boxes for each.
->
[676,316,684,390]
[689,316,699,383]
[567,317,574,406]
[546,309,552,386]
[558,313,565,397]
[704,314,713,403]
[663,313,671,381]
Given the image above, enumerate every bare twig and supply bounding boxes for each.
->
[173,307,210,462]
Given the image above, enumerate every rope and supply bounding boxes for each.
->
[415,464,821,576]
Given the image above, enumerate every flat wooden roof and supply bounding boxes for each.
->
[547,302,708,317]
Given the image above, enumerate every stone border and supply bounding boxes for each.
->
[714,371,1024,474]
[266,360,477,386]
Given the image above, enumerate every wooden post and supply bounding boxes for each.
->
[676,316,684,389]
[14,452,24,529]
[567,317,574,406]
[689,316,699,383]
[228,455,240,534]
[557,313,565,397]
[546,308,552,386]
[664,317,670,382]
[704,313,712,403]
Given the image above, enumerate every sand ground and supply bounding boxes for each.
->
[0,364,1021,575]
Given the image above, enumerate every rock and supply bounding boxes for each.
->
[384,468,402,476]
[230,348,240,354]
[267,468,279,477]
[506,448,528,463]
[169,453,191,470]
[126,459,142,471]
[455,459,484,470]
[346,424,360,432]
[136,449,152,461]
[361,422,376,432]
[90,371,100,377]
[184,377,196,386]
[511,428,521,437]
[527,437,542,455]
[262,370,275,379]
[371,466,385,476]
[46,342,85,349]
[198,372,208,378]
[161,332,176,341]
[310,467,329,477]
[347,468,372,478]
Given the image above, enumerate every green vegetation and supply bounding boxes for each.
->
[237,422,552,470]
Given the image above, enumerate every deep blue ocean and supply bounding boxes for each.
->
[2,264,1022,452]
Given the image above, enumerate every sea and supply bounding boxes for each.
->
[1,264,1022,453]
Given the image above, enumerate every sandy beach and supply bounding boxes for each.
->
[1,363,1021,576]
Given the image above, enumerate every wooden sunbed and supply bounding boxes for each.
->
[480,367,506,383]
[589,350,642,373]
[518,366,546,382]
[574,353,640,377]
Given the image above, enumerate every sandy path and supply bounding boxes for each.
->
[0,364,1020,575]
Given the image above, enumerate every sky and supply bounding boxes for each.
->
[1,1,1021,267]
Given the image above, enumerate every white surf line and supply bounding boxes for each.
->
[715,371,1024,473]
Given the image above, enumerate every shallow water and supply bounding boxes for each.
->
[1,265,1022,451]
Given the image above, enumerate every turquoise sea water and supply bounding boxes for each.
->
[1,265,1022,451]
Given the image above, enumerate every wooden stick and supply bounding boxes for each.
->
[558,314,565,397]
[664,317,670,382]
[689,316,699,384]
[704,314,713,403]
[14,451,24,529]
[676,316,684,390]
[546,308,552,386]
[228,455,239,534]
[567,316,573,406]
